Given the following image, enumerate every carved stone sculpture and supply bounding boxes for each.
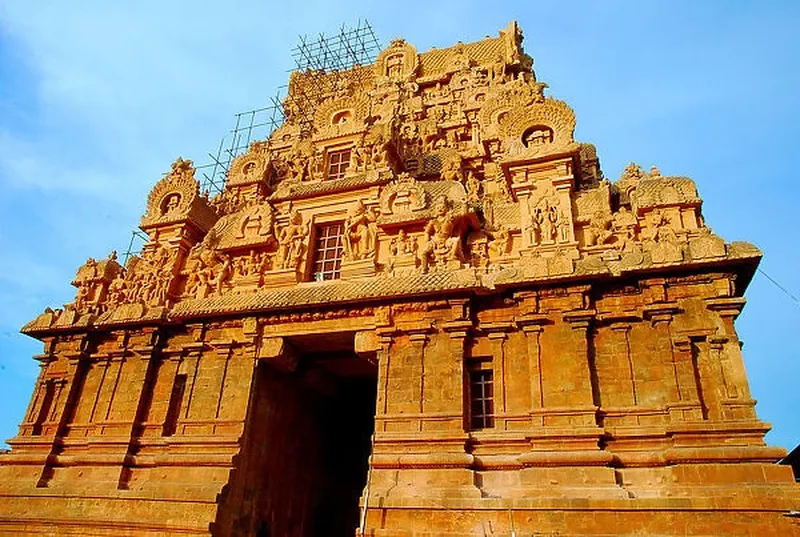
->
[344,201,377,261]
[421,195,468,271]
[277,210,308,270]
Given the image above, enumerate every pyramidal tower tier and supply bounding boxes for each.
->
[1,22,797,537]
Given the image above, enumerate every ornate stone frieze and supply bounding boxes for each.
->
[24,24,760,336]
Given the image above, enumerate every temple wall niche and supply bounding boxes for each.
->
[3,19,799,537]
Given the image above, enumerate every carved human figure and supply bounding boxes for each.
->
[215,253,233,295]
[465,169,481,203]
[642,209,677,243]
[387,229,418,272]
[612,207,638,247]
[487,55,502,82]
[399,124,421,162]
[163,193,181,215]
[344,201,377,261]
[543,203,559,242]
[107,274,127,305]
[258,252,271,275]
[422,195,466,270]
[440,154,464,183]
[349,143,366,172]
[488,228,511,258]
[391,229,416,256]
[586,212,614,247]
[246,250,261,276]
[234,256,248,277]
[74,283,92,311]
[469,235,489,269]
[288,154,309,182]
[277,210,308,270]
[369,135,390,168]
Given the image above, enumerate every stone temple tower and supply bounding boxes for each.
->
[1,21,798,537]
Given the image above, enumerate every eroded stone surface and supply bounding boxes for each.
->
[2,21,798,537]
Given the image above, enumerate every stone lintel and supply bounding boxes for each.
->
[257,336,298,373]
[704,296,747,318]
[33,353,55,364]
[354,330,380,355]
[642,301,680,323]
[392,320,436,337]
[595,310,641,325]
[441,319,473,337]
[479,321,515,335]
[562,308,596,328]
[515,313,549,331]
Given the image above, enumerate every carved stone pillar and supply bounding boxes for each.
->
[641,302,681,409]
[442,319,472,431]
[670,336,707,422]
[561,308,599,420]
[705,297,757,421]
[368,314,478,500]
[516,314,547,426]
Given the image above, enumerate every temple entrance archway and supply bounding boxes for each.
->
[217,330,377,537]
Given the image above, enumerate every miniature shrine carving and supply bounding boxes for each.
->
[4,20,797,537]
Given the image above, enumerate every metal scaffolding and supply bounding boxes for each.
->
[285,19,381,129]
[123,20,381,261]
[122,229,148,265]
[197,87,287,196]
[291,19,381,72]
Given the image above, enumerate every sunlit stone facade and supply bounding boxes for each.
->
[1,22,798,536]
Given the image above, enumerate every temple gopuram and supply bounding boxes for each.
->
[1,22,798,536]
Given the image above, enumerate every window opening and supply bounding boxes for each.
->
[313,223,345,281]
[327,148,351,180]
[470,369,495,430]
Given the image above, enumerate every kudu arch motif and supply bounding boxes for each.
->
[7,21,797,537]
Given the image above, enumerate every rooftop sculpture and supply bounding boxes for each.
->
[2,21,797,537]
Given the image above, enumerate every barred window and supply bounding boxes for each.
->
[327,148,351,180]
[313,223,345,281]
[470,369,495,430]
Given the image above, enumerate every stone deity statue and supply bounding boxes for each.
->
[277,210,308,270]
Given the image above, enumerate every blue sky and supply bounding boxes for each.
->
[0,1,798,450]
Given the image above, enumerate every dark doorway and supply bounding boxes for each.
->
[217,332,377,537]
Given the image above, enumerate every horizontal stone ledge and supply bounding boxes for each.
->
[0,518,212,536]
[600,405,669,415]
[522,426,605,440]
[530,405,599,416]
[0,452,51,465]
[371,452,474,469]
[663,445,787,464]
[133,434,242,447]
[48,453,127,467]
[359,492,800,512]
[518,449,614,467]
[0,490,221,504]
[129,453,236,467]
[666,418,769,435]
[376,411,463,420]
[374,431,470,444]
[471,454,524,470]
